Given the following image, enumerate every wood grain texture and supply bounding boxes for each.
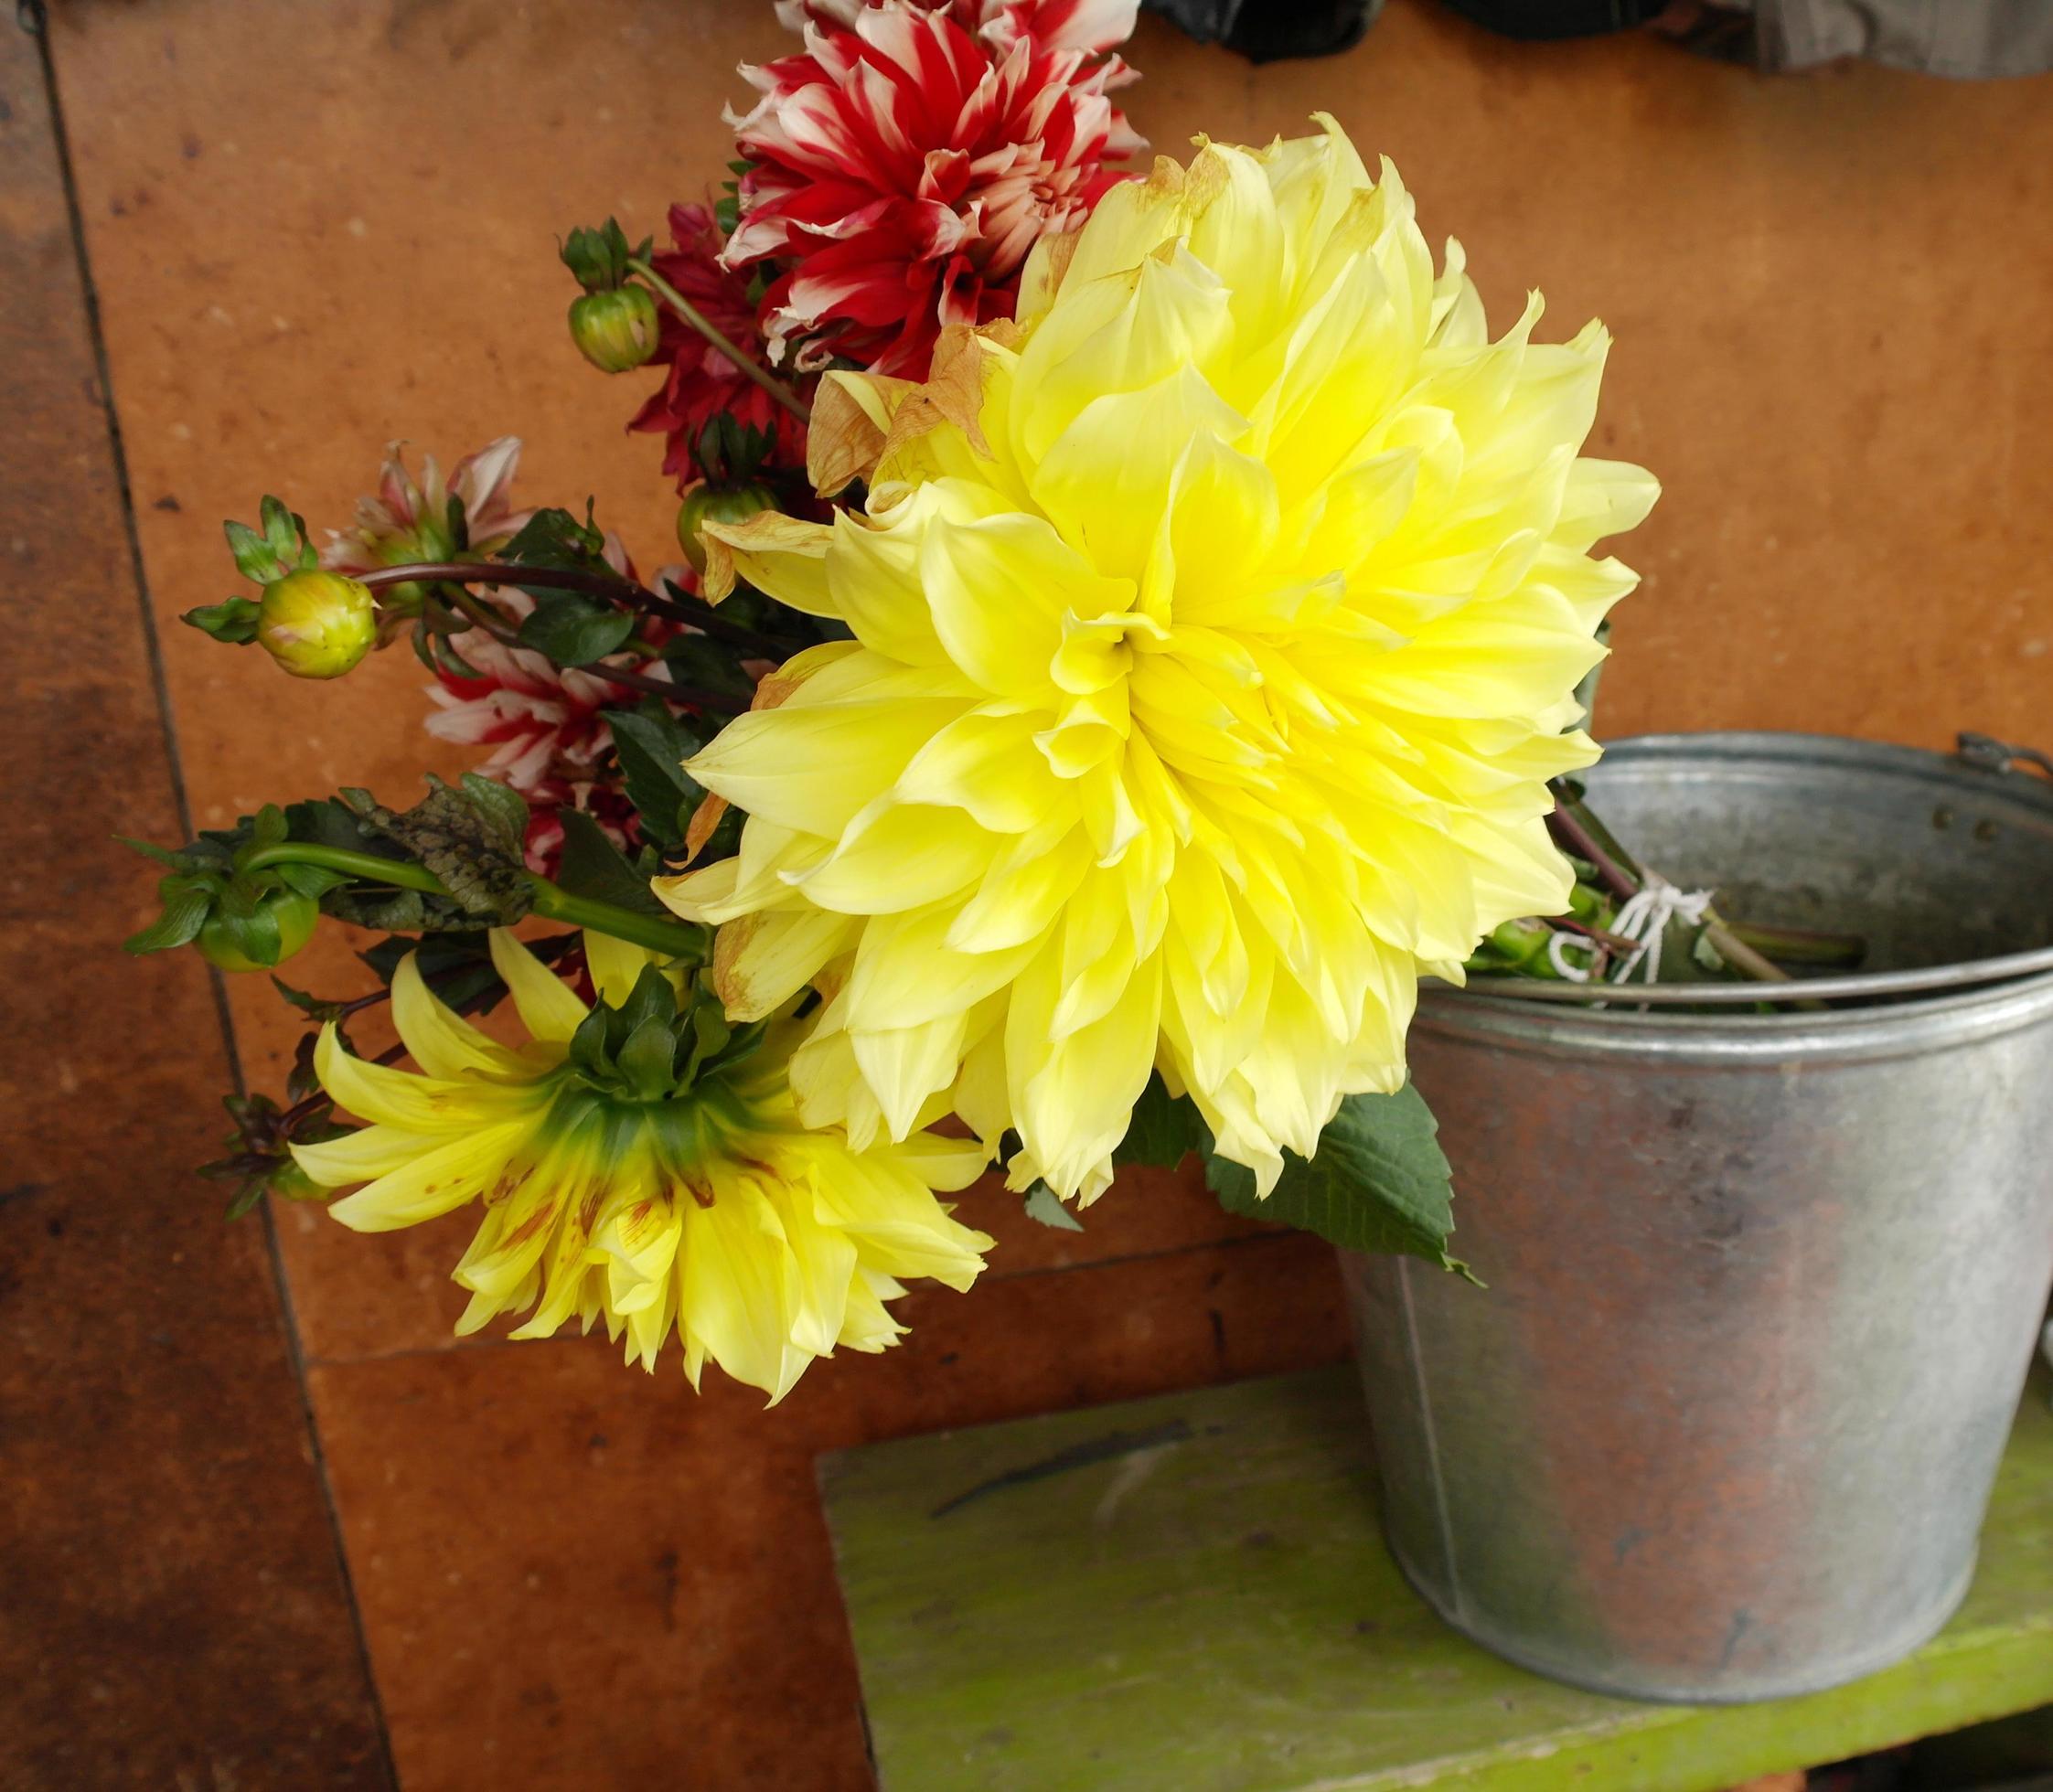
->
[0,18,389,1788]
[820,1367,2053,1791]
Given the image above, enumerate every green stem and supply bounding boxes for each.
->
[240,844,707,961]
[529,885,702,955]
[244,843,445,893]
[628,257,812,425]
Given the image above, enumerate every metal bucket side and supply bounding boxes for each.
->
[1346,735,2053,1702]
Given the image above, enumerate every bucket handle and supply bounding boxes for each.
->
[1957,731,2053,782]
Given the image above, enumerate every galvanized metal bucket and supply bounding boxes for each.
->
[1342,732,2053,1702]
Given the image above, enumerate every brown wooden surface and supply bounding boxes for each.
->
[0,15,389,1787]
[8,0,2053,1784]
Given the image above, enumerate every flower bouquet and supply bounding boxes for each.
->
[129,0,1673,1398]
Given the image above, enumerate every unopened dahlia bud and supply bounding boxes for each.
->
[256,570,377,679]
[676,480,776,573]
[569,285,660,373]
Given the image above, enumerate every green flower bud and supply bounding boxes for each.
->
[677,480,777,574]
[256,570,377,679]
[570,285,660,373]
[197,889,319,974]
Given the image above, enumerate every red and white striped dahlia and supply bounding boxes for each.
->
[726,0,1142,378]
[424,540,669,877]
[628,202,807,491]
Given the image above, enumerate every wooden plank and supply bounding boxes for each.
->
[820,1364,2053,1791]
[0,16,390,1787]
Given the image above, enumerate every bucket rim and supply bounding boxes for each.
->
[1420,969,2053,1063]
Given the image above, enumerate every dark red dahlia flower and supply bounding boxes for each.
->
[627,202,809,492]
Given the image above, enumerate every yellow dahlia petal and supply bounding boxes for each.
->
[487,929,590,1043]
[324,1121,536,1232]
[584,930,661,1008]
[390,952,526,1081]
[289,1124,438,1189]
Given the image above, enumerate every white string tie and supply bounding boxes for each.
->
[1545,931,1599,982]
[1607,872,1715,985]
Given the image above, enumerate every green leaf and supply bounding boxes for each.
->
[660,633,754,699]
[615,962,679,1032]
[270,975,345,1021]
[272,860,350,900]
[259,495,304,565]
[182,596,262,645]
[560,218,635,292]
[356,930,510,1012]
[501,504,613,575]
[338,780,533,926]
[1022,1183,1085,1232]
[602,705,705,849]
[249,803,289,850]
[553,809,664,915]
[1115,1073,1207,1171]
[223,519,280,584]
[123,878,215,954]
[119,835,195,870]
[458,773,530,855]
[1207,1085,1473,1279]
[516,589,636,667]
[617,1014,681,1101]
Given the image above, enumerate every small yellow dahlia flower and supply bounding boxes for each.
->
[659,116,1658,1204]
[292,931,992,1402]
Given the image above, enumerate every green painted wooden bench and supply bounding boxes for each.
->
[818,1362,2052,1790]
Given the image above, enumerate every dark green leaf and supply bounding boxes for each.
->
[458,773,530,855]
[560,219,635,291]
[553,809,664,915]
[272,861,350,900]
[501,504,613,575]
[660,634,753,699]
[568,1002,615,1082]
[603,705,705,848]
[284,795,394,858]
[615,963,679,1033]
[182,596,262,645]
[215,898,283,966]
[123,878,215,954]
[270,975,348,1021]
[339,780,532,926]
[1115,1073,1207,1170]
[617,1015,681,1101]
[1022,1183,1085,1232]
[517,589,636,667]
[355,930,510,1011]
[1207,1085,1473,1279]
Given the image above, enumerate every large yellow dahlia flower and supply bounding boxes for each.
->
[291,930,992,1401]
[659,115,1658,1203]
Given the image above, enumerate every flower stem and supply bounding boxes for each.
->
[528,885,702,955]
[627,256,812,424]
[370,568,748,713]
[1545,785,1802,995]
[238,843,709,961]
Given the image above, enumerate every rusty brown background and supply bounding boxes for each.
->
[4,0,2049,1785]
